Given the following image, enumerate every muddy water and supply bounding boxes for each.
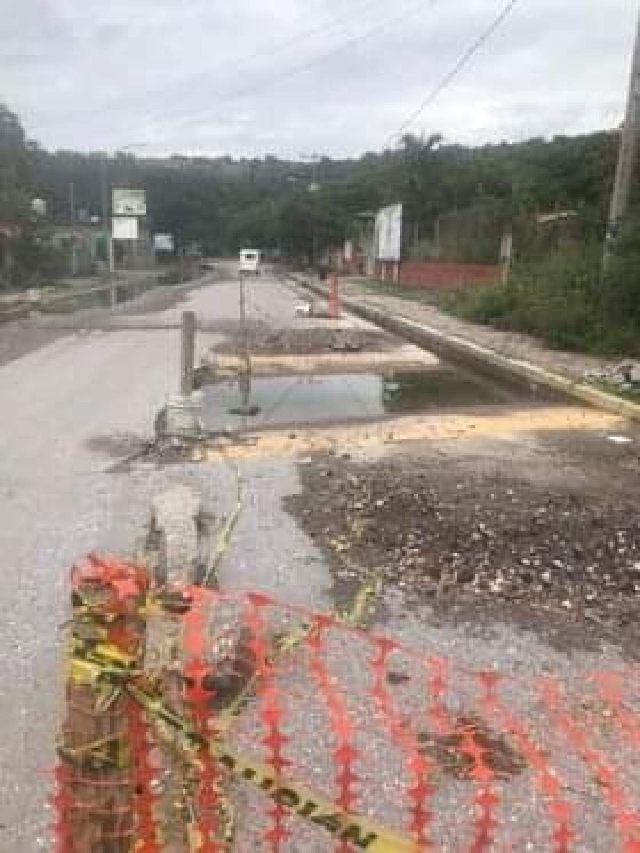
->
[200,365,552,430]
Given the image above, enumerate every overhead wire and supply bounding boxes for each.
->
[170,0,393,100]
[147,0,436,137]
[231,0,432,100]
[384,0,523,148]
[46,0,401,131]
[45,0,386,131]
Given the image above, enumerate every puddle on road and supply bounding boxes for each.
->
[415,715,527,779]
[200,366,548,431]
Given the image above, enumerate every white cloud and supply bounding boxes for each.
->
[0,0,637,155]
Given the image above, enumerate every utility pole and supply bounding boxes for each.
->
[69,181,78,276]
[100,155,115,276]
[603,6,640,271]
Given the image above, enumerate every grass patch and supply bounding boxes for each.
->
[439,247,640,358]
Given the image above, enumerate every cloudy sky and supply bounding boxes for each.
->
[1,0,638,157]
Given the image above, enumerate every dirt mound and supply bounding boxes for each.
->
[286,451,640,653]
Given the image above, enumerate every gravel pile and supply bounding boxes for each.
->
[208,322,396,355]
[286,452,640,652]
[585,361,640,395]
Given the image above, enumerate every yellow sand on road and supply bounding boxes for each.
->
[211,346,438,376]
[201,405,626,463]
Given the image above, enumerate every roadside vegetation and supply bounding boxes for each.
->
[4,99,640,358]
[438,226,640,357]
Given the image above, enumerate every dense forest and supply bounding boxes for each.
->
[31,130,620,262]
[3,101,640,355]
[1,102,622,262]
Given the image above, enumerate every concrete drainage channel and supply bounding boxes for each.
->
[166,310,565,440]
[286,272,640,423]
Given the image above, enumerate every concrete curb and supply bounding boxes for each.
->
[289,274,640,424]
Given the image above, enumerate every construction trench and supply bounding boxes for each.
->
[53,270,640,852]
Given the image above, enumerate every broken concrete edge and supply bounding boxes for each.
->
[287,273,640,425]
[155,395,205,439]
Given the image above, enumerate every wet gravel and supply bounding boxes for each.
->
[209,321,397,355]
[286,448,640,657]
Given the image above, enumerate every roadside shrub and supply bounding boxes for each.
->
[442,244,640,357]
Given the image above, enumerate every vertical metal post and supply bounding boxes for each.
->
[238,274,252,407]
[181,310,196,396]
[100,155,115,276]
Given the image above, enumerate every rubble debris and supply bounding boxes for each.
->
[208,321,396,356]
[584,361,640,394]
[286,452,640,652]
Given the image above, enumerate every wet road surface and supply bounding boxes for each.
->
[0,267,638,851]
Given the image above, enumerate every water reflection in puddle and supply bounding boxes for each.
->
[200,367,540,430]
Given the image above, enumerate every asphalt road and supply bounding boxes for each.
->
[1,268,637,851]
[0,267,371,849]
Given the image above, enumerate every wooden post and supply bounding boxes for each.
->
[58,559,148,852]
[181,310,196,396]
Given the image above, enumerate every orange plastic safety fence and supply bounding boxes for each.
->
[307,616,361,853]
[128,699,162,853]
[247,594,293,851]
[53,764,74,853]
[480,674,576,852]
[56,560,640,853]
[370,636,432,849]
[539,678,640,853]
[183,586,224,852]
[56,555,160,852]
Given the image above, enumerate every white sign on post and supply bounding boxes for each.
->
[112,188,147,217]
[112,217,139,240]
[375,203,403,261]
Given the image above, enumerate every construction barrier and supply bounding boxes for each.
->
[56,556,640,851]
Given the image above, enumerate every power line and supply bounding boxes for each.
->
[385,0,522,147]
[194,0,390,88]
[43,0,393,130]
[165,0,436,136]
[232,0,433,100]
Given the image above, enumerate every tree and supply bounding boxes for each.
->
[0,104,31,222]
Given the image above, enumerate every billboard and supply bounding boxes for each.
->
[112,217,138,240]
[153,233,175,252]
[375,203,403,262]
[112,188,146,217]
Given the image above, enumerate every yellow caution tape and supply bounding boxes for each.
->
[202,450,244,588]
[58,734,131,772]
[126,683,420,853]
[68,635,141,686]
[67,641,418,851]
[339,575,383,628]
